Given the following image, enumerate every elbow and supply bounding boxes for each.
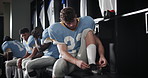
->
[60,52,68,60]
[61,53,66,59]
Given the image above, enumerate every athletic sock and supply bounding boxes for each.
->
[86,44,96,65]
[18,68,23,78]
[13,67,18,78]
[5,66,11,78]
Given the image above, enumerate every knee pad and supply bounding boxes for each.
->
[28,70,37,77]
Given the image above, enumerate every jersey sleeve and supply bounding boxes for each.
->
[48,25,65,44]
[86,16,96,30]
[1,42,10,52]
[41,28,49,44]
[90,17,96,30]
[43,37,52,43]
[27,35,35,48]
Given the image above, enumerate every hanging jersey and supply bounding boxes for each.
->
[48,16,95,57]
[99,0,115,17]
[41,28,49,44]
[1,40,26,58]
[43,38,59,59]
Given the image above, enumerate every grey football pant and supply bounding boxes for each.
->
[5,58,18,78]
[24,56,57,78]
[21,58,32,78]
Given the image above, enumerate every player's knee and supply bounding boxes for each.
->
[53,59,67,77]
[5,62,11,67]
[54,59,66,71]
[25,61,33,71]
[87,30,93,34]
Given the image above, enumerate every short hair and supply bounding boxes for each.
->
[3,36,13,42]
[31,26,43,38]
[31,26,43,35]
[19,28,29,34]
[60,7,76,23]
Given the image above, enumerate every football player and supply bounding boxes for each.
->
[1,36,26,78]
[48,7,107,78]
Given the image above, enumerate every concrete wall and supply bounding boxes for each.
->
[3,2,10,36]
[10,0,33,40]
[3,0,33,40]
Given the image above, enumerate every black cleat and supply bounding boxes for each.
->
[89,64,98,74]
[89,64,103,75]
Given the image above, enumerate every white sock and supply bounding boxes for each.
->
[13,67,18,78]
[18,68,23,78]
[5,66,11,78]
[87,44,96,65]
[23,70,29,78]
